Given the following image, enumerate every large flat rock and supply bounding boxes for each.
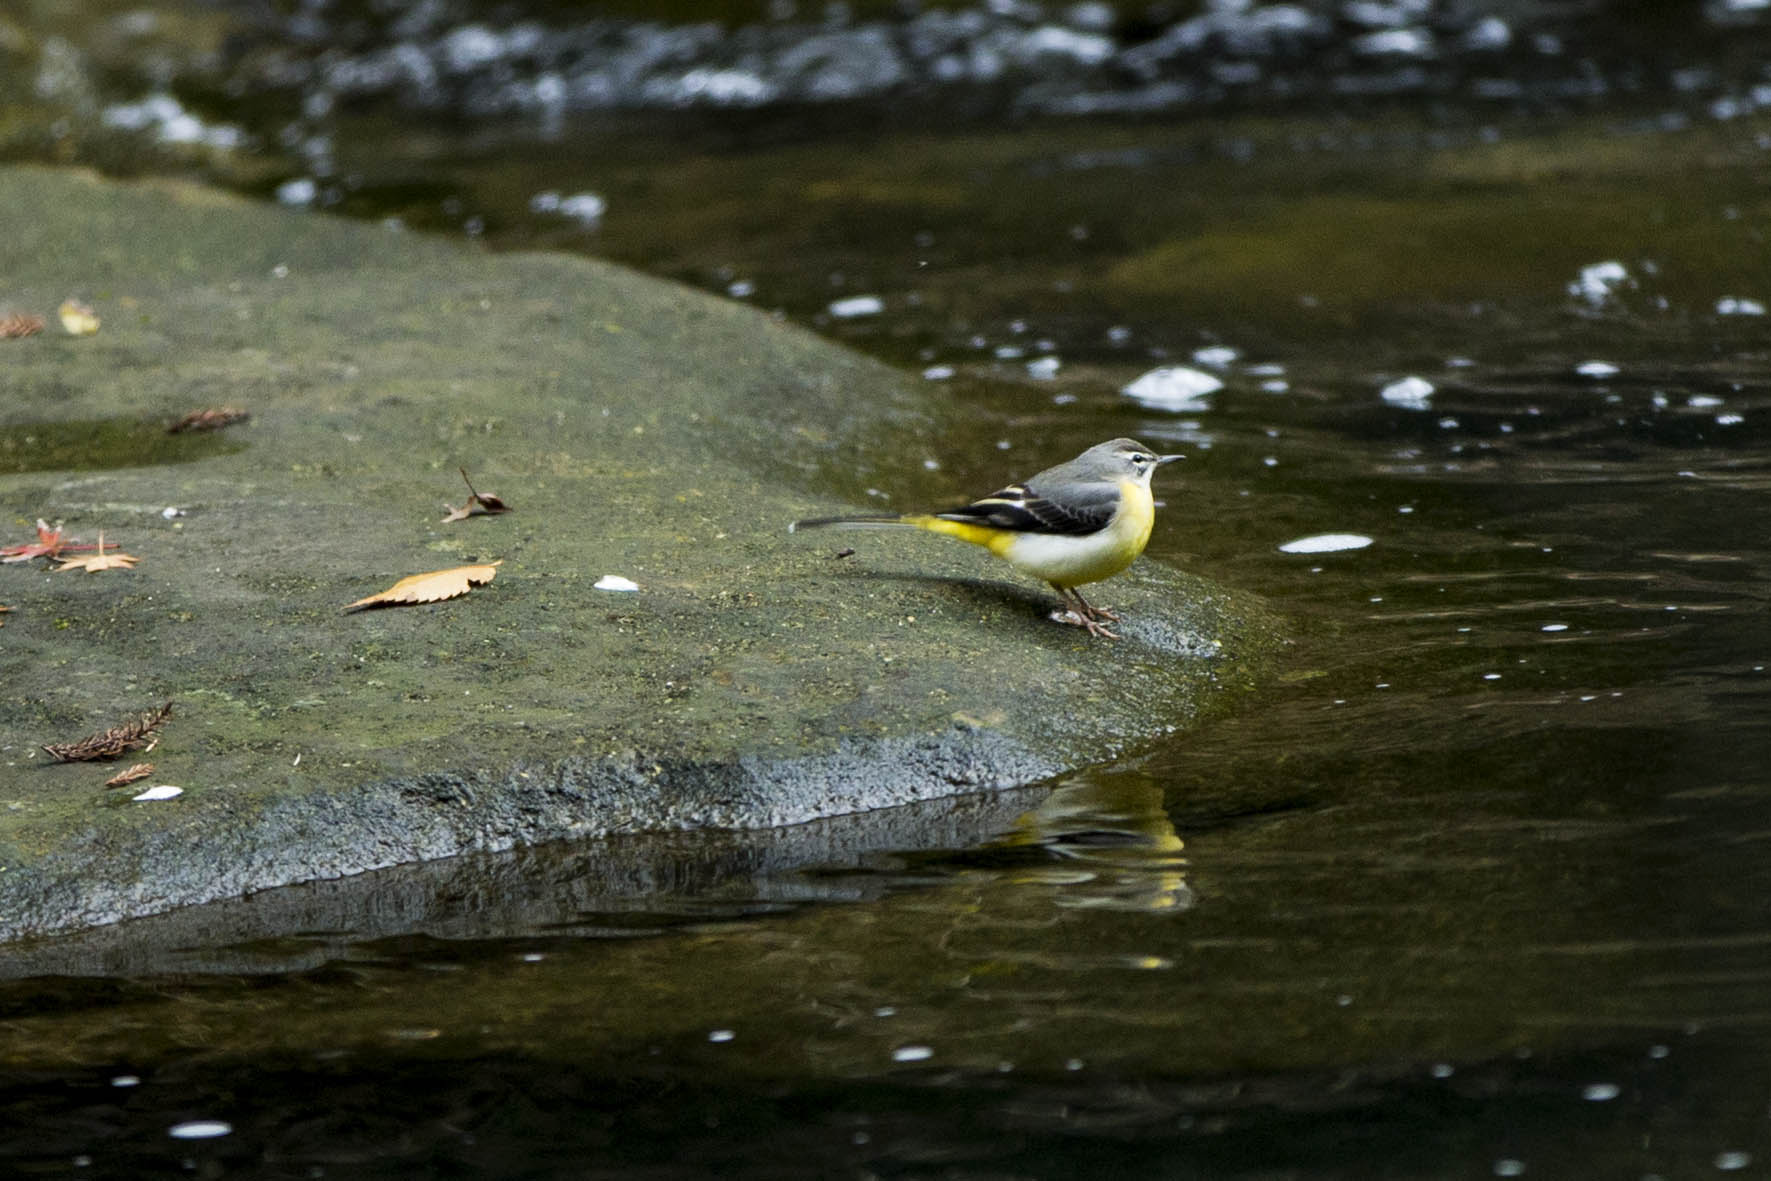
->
[0,166,1283,941]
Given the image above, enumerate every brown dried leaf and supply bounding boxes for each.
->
[344,561,502,612]
[0,313,45,340]
[442,468,511,522]
[168,407,250,433]
[43,702,174,763]
[104,762,155,788]
[54,531,138,573]
[58,299,100,337]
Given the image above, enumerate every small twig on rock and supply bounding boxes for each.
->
[168,407,250,434]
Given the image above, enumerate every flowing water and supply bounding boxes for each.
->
[7,3,1771,1176]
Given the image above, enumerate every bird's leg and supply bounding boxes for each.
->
[1067,586,1121,623]
[1048,586,1120,639]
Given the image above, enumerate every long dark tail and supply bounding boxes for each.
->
[788,514,919,534]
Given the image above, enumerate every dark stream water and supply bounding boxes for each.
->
[6,2,1771,1177]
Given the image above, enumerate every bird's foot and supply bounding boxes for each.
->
[1061,588,1120,622]
[1050,607,1120,639]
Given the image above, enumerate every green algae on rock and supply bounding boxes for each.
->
[0,166,1284,942]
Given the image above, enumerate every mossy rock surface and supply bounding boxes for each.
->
[0,166,1284,941]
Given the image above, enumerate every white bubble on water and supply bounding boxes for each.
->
[1380,375,1435,409]
[827,295,883,318]
[1568,260,1631,307]
[275,177,318,207]
[1121,366,1222,411]
[1278,533,1373,554]
[556,193,606,225]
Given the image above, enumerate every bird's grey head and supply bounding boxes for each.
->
[1083,438,1185,483]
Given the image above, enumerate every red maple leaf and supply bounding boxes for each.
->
[1,519,100,564]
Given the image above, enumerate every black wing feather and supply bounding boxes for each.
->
[935,480,1117,536]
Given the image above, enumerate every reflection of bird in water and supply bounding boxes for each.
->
[994,773,1192,913]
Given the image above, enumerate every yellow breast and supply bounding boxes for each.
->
[1000,479,1154,588]
[1115,478,1156,555]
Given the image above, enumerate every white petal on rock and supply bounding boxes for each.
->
[133,785,184,802]
[594,575,640,592]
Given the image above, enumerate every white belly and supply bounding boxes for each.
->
[998,513,1144,587]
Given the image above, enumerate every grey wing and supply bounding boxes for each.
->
[935,479,1117,536]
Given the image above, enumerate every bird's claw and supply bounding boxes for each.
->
[1051,608,1120,639]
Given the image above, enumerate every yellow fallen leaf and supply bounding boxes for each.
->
[344,561,502,612]
[58,299,100,337]
[54,531,138,573]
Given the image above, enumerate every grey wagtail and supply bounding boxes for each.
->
[790,437,1183,638]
